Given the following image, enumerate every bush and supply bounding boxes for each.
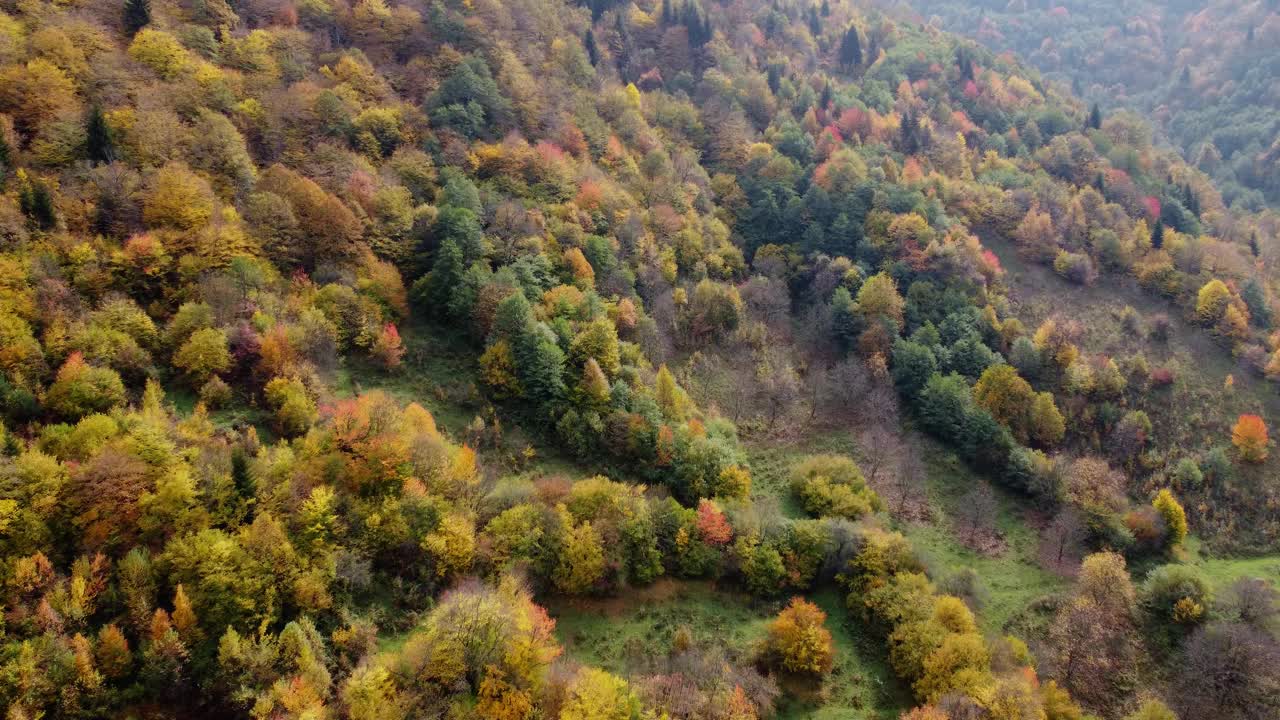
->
[264,376,317,437]
[790,454,883,519]
[1053,250,1097,285]
[761,597,835,676]
[199,376,232,408]
[1141,564,1212,626]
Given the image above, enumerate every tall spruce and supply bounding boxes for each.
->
[86,105,115,165]
[839,26,862,68]
[584,29,599,67]
[1151,219,1165,249]
[1088,102,1102,130]
[123,0,151,36]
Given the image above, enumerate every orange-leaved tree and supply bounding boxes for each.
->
[762,597,834,677]
[1232,414,1269,463]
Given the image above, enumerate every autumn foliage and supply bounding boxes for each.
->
[1232,414,1269,463]
[762,598,835,676]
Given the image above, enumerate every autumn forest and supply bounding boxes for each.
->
[0,0,1277,718]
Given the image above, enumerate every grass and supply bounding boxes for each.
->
[336,318,483,435]
[903,445,1068,635]
[983,233,1280,553]
[746,428,1067,637]
[1172,537,1280,591]
[546,580,912,719]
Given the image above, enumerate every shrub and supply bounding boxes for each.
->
[790,454,882,519]
[1053,250,1097,285]
[1141,564,1211,625]
[198,376,232,408]
[264,376,317,437]
[761,597,835,676]
[1231,414,1269,463]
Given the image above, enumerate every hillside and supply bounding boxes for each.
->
[874,0,1280,210]
[0,0,1277,718]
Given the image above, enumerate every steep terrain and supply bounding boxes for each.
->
[0,0,1277,718]
[875,0,1280,209]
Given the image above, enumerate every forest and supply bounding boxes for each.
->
[0,0,1277,718]
[876,0,1280,210]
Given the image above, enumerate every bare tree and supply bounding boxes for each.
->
[887,449,927,518]
[860,425,903,488]
[812,358,872,425]
[1219,578,1280,632]
[1042,509,1087,573]
[955,483,998,545]
[1175,622,1280,720]
[754,351,801,432]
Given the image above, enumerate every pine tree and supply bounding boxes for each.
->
[820,0,830,16]
[86,104,115,165]
[1088,103,1102,130]
[584,29,599,67]
[839,26,862,68]
[123,0,151,37]
[1250,231,1260,258]
[955,46,974,81]
[0,131,10,174]
[1151,219,1165,249]
[818,82,832,110]
[19,176,56,229]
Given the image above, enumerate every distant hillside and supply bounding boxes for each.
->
[876,0,1280,210]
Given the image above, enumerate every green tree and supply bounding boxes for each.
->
[173,328,231,386]
[123,0,151,36]
[86,104,115,164]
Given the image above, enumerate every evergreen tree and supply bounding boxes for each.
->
[1183,183,1200,216]
[86,104,115,165]
[422,237,466,316]
[839,26,862,68]
[830,287,860,352]
[584,29,599,67]
[1088,103,1102,130]
[820,0,829,16]
[955,46,974,81]
[123,0,151,36]
[1151,219,1164,249]
[1250,231,1260,258]
[818,82,832,110]
[1242,278,1272,329]
[19,177,56,229]
[0,131,10,174]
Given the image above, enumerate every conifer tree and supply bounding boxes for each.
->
[123,0,151,36]
[1088,103,1102,130]
[86,104,115,165]
[839,26,862,68]
[584,29,599,67]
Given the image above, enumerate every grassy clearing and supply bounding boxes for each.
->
[546,580,912,719]
[746,433,862,520]
[746,428,1067,637]
[984,233,1280,463]
[337,319,483,435]
[904,444,1068,635]
[1175,537,1280,591]
[984,233,1280,553]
